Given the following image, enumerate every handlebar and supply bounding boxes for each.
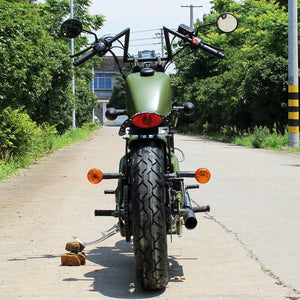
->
[163,26,225,61]
[71,25,225,67]
[73,48,97,66]
[192,37,225,59]
[73,41,108,66]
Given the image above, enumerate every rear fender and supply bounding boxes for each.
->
[128,135,167,150]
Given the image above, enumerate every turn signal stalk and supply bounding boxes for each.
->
[87,169,123,184]
[175,168,211,184]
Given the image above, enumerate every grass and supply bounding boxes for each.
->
[0,123,100,181]
[233,130,289,151]
[179,125,300,152]
[51,126,97,151]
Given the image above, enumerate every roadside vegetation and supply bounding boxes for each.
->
[231,126,290,150]
[172,0,299,152]
[0,107,100,180]
[0,0,103,180]
[178,124,294,152]
[0,0,104,133]
[172,0,290,137]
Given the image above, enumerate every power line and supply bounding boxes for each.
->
[130,37,161,42]
[130,42,161,47]
[131,28,161,34]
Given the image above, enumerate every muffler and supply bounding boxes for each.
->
[183,207,198,229]
[182,188,210,229]
[183,190,198,230]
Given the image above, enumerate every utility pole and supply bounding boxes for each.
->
[181,4,202,28]
[92,64,95,123]
[160,28,164,57]
[155,29,165,57]
[288,0,299,147]
[70,0,76,128]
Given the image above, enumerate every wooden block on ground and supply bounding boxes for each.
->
[77,252,86,265]
[61,253,81,266]
[65,241,85,253]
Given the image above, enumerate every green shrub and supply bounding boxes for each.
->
[81,121,100,131]
[0,118,99,180]
[32,122,58,156]
[233,126,289,150]
[252,126,270,148]
[0,107,39,161]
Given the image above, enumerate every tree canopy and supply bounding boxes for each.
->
[171,0,290,134]
[0,0,105,132]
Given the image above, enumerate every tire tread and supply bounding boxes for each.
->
[131,140,168,290]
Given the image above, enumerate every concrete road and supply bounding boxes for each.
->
[176,133,300,294]
[0,127,298,299]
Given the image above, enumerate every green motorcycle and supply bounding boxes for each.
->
[61,13,238,290]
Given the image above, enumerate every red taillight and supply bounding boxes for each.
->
[132,113,162,129]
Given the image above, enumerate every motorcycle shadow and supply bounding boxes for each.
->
[84,239,184,298]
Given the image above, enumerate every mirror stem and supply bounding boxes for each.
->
[82,30,98,42]
[195,22,216,35]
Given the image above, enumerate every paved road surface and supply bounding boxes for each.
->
[0,127,298,299]
[176,133,300,293]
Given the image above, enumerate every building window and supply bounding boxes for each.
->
[94,73,113,90]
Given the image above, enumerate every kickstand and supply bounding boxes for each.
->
[73,224,119,246]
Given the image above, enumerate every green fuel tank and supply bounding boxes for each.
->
[125,71,172,116]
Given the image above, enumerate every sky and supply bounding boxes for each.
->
[88,0,213,56]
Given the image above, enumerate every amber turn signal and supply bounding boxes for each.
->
[87,168,103,184]
[195,168,211,184]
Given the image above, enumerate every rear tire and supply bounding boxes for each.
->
[130,140,168,290]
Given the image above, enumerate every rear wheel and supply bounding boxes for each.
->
[130,140,168,290]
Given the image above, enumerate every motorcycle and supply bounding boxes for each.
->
[61,13,238,290]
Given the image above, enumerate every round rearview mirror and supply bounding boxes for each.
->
[217,13,238,33]
[61,18,83,38]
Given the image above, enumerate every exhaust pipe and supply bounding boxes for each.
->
[182,186,211,229]
[183,207,198,229]
[183,190,198,230]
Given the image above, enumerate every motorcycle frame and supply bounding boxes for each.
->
[64,20,217,240]
[98,26,208,240]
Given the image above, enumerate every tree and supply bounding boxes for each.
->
[172,0,289,134]
[109,75,127,109]
[41,0,105,129]
[0,1,72,132]
[109,66,132,109]
[0,0,105,132]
